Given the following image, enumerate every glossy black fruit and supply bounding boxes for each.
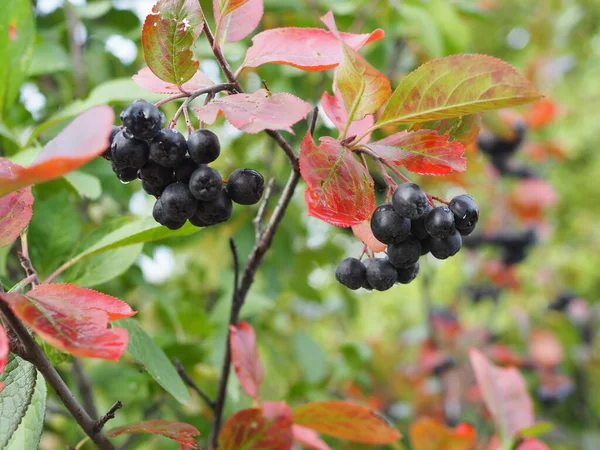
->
[120,99,164,140]
[387,236,421,269]
[396,261,420,284]
[174,156,199,183]
[195,188,233,225]
[226,168,265,205]
[152,199,186,230]
[142,180,168,197]
[149,128,187,168]
[101,125,121,160]
[188,129,220,164]
[392,183,429,220]
[335,257,367,290]
[410,204,433,240]
[420,237,431,256]
[425,207,456,239]
[365,258,398,291]
[159,182,197,222]
[112,164,138,182]
[189,166,223,201]
[370,203,411,245]
[139,160,173,186]
[430,230,462,260]
[111,129,150,169]
[448,195,479,231]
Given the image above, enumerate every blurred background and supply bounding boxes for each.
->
[2,0,600,448]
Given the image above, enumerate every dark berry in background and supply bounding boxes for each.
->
[188,129,221,164]
[111,130,149,169]
[366,258,398,291]
[149,128,187,168]
[335,257,367,290]
[425,207,456,239]
[159,182,197,222]
[112,164,138,183]
[189,165,223,201]
[174,156,199,183]
[392,182,429,219]
[226,168,265,206]
[396,261,419,284]
[195,188,233,225]
[448,195,479,231]
[430,230,462,260]
[102,125,121,160]
[120,99,164,140]
[153,199,186,230]
[387,236,421,269]
[370,203,411,245]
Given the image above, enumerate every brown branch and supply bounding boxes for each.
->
[18,233,38,286]
[252,177,276,240]
[175,359,215,411]
[72,358,99,421]
[94,401,123,433]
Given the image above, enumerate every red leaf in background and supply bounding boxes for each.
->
[351,220,386,253]
[292,425,331,450]
[410,417,476,450]
[486,343,529,368]
[213,0,263,44]
[292,400,401,444]
[368,130,467,176]
[300,134,375,227]
[0,159,33,248]
[106,420,200,448]
[529,329,563,369]
[0,106,115,197]
[230,321,263,400]
[193,89,312,134]
[0,325,7,390]
[469,348,534,438]
[524,99,558,130]
[240,11,383,71]
[132,66,213,94]
[516,438,551,450]
[321,90,374,143]
[141,0,204,85]
[0,284,135,360]
[219,404,294,450]
[509,179,558,222]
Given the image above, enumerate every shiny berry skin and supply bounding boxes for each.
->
[410,204,433,240]
[174,156,199,183]
[152,199,186,230]
[365,258,398,291]
[195,188,233,225]
[188,212,209,227]
[420,237,431,256]
[335,258,367,290]
[101,125,121,160]
[189,166,223,201]
[159,182,197,222]
[226,168,265,205]
[139,160,173,186]
[430,230,462,260]
[112,163,138,182]
[142,180,168,197]
[448,194,479,231]
[111,129,149,169]
[425,207,456,239]
[387,236,421,269]
[370,203,411,245]
[120,99,164,140]
[149,128,187,168]
[396,262,420,284]
[187,129,220,164]
[392,183,429,220]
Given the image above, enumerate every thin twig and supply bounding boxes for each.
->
[175,360,215,411]
[18,233,38,286]
[94,401,123,433]
[309,106,319,137]
[72,358,99,421]
[252,177,276,240]
[429,195,449,206]
[356,146,411,183]
[230,239,240,298]
[167,83,236,128]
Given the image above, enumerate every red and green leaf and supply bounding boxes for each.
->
[292,400,401,444]
[300,134,375,227]
[320,89,373,143]
[0,159,33,248]
[469,348,534,439]
[106,420,200,448]
[213,0,262,44]
[334,43,391,126]
[367,130,467,176]
[132,66,213,94]
[0,284,136,361]
[193,89,312,134]
[409,417,476,450]
[0,106,115,198]
[420,114,481,146]
[216,0,250,17]
[230,321,263,400]
[141,0,204,85]
[377,54,542,128]
[292,425,331,450]
[219,402,294,450]
[0,324,7,390]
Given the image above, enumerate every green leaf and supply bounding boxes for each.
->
[114,318,191,405]
[27,41,70,77]
[399,4,444,58]
[292,332,327,384]
[74,0,112,19]
[0,0,35,117]
[63,171,102,200]
[0,354,37,447]
[376,54,542,128]
[518,422,554,438]
[6,370,46,450]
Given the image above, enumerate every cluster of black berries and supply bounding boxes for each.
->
[464,228,537,265]
[102,100,265,230]
[335,183,479,291]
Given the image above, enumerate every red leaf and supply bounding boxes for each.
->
[524,99,558,130]
[410,417,476,450]
[293,425,331,450]
[141,0,204,85]
[517,438,550,450]
[219,404,294,450]
[321,90,373,143]
[0,106,115,197]
[529,329,563,369]
[300,134,375,227]
[292,400,401,444]
[368,130,467,176]
[469,348,534,438]
[0,325,7,390]
[0,159,33,248]
[230,321,263,400]
[216,0,251,17]
[420,115,481,146]
[241,12,383,71]
[509,179,557,222]
[194,89,311,134]
[106,420,200,448]
[213,0,263,44]
[351,221,386,253]
[132,66,213,94]
[0,284,136,361]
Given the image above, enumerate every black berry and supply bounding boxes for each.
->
[102,125,121,160]
[396,261,420,284]
[159,182,197,222]
[448,195,479,231]
[410,204,433,240]
[226,168,265,205]
[188,129,220,164]
[120,99,164,140]
[189,166,223,201]
[195,188,233,225]
[139,160,173,186]
[149,128,187,168]
[420,237,431,255]
[430,230,462,260]
[335,258,367,290]
[152,199,186,230]
[174,156,199,183]
[111,129,149,169]
[425,207,456,239]
[142,180,168,197]
[112,163,138,182]
[370,203,411,245]
[365,258,398,291]
[392,183,429,220]
[387,236,421,269]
